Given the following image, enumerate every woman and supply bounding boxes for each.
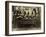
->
[31,8,36,19]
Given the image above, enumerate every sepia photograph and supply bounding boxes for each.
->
[5,1,45,36]
[12,6,41,31]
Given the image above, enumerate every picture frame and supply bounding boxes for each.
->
[5,1,45,36]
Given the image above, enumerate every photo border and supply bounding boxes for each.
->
[5,1,45,36]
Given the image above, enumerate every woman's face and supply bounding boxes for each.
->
[33,11,35,13]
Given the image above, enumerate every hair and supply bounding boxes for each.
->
[33,9,36,13]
